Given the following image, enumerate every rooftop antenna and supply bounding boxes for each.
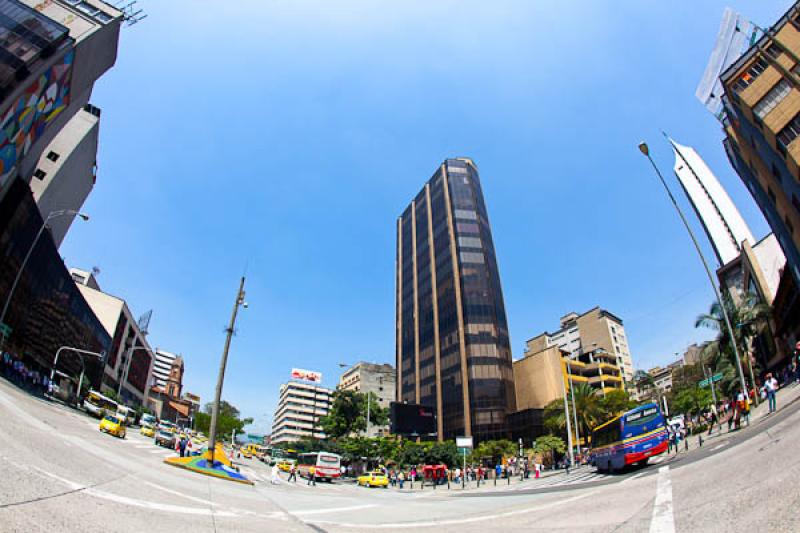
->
[112,1,148,27]
[137,309,153,336]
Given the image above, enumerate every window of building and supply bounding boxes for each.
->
[46,151,59,162]
[766,43,782,59]
[73,1,114,24]
[777,112,800,156]
[754,79,792,119]
[33,169,46,180]
[772,162,782,183]
[733,57,769,92]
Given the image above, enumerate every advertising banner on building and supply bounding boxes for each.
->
[291,368,322,383]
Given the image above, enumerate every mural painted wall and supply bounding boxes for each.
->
[0,50,74,190]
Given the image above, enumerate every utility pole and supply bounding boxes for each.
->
[208,277,247,466]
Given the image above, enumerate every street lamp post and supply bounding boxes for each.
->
[0,210,89,348]
[49,346,105,400]
[565,355,580,464]
[559,360,575,468]
[208,276,247,466]
[638,141,750,405]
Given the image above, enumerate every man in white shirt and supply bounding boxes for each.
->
[765,373,779,413]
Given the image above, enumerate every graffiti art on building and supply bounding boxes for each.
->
[0,50,75,189]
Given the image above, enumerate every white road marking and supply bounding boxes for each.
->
[135,445,151,449]
[649,466,675,533]
[294,504,377,516]
[711,443,728,451]
[28,466,238,517]
[622,472,645,484]
[307,489,598,527]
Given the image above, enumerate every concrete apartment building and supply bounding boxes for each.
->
[1,0,122,202]
[337,362,396,437]
[396,158,516,442]
[69,267,153,407]
[514,345,625,412]
[271,381,333,444]
[29,105,101,247]
[718,1,800,361]
[526,307,634,384]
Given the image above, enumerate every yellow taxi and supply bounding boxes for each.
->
[277,460,294,473]
[357,470,389,488]
[99,414,126,438]
[140,426,155,437]
[241,443,259,459]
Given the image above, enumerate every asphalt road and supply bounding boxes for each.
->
[1,376,798,532]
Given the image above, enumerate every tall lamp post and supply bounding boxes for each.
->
[638,141,749,404]
[559,360,575,468]
[565,354,580,464]
[208,276,247,466]
[1,209,89,348]
[49,345,105,400]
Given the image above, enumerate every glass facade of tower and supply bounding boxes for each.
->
[396,158,515,442]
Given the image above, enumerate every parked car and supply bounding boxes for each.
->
[140,426,155,438]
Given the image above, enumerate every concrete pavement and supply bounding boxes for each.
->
[1,375,799,531]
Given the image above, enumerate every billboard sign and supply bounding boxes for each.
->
[696,7,760,120]
[291,368,322,383]
[455,436,473,449]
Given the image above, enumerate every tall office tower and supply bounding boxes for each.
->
[717,1,800,362]
[396,158,515,442]
[670,138,755,266]
[0,0,122,214]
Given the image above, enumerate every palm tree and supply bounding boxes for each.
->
[695,294,772,397]
[633,370,657,401]
[543,384,602,444]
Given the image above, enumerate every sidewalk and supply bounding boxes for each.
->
[689,381,800,447]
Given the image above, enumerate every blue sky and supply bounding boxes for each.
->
[61,0,789,433]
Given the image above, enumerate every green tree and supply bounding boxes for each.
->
[194,400,253,440]
[543,383,602,443]
[598,389,636,420]
[469,439,517,465]
[672,387,712,417]
[695,294,772,395]
[319,390,389,438]
[533,435,566,466]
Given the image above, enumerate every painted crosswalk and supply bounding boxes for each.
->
[504,469,610,491]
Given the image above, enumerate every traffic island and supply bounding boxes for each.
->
[164,445,253,485]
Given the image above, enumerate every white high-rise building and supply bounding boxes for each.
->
[152,350,179,389]
[271,381,332,443]
[670,138,755,266]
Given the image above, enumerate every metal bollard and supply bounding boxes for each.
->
[698,435,703,447]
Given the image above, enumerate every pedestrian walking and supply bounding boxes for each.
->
[398,470,405,489]
[765,372,779,413]
[288,463,297,482]
[307,467,316,486]
[270,464,280,484]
